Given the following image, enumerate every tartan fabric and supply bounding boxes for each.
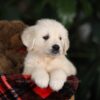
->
[0,74,79,100]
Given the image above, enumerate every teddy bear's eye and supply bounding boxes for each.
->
[43,35,49,40]
[59,36,62,40]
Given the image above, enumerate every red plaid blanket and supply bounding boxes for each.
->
[0,74,79,100]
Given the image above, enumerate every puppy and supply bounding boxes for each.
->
[21,19,76,91]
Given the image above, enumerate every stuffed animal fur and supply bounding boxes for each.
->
[0,20,27,74]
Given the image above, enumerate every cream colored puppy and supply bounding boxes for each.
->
[21,19,76,91]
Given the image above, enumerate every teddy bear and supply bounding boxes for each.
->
[0,20,27,74]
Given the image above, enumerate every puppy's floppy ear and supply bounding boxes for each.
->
[63,31,70,55]
[21,26,36,51]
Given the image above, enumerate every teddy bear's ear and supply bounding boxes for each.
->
[63,31,70,55]
[21,26,36,51]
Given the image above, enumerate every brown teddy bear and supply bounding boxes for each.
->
[0,20,27,74]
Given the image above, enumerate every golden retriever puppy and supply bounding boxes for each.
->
[21,19,76,91]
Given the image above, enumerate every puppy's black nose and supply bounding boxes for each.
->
[52,44,59,51]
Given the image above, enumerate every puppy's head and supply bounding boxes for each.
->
[21,19,69,56]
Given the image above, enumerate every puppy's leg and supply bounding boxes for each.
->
[23,66,33,75]
[32,67,49,88]
[49,69,67,91]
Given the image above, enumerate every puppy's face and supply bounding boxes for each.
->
[22,19,69,56]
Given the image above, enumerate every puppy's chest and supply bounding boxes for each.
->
[37,57,62,71]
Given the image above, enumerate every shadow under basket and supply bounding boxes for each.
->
[0,74,79,100]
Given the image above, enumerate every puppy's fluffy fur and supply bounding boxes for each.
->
[21,19,76,91]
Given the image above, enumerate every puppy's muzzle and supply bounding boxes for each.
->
[52,44,60,54]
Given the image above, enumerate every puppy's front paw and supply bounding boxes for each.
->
[32,69,49,88]
[49,69,67,91]
[49,79,65,91]
[34,75,49,88]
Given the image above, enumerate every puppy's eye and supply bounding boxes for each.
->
[43,35,49,40]
[59,36,62,40]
